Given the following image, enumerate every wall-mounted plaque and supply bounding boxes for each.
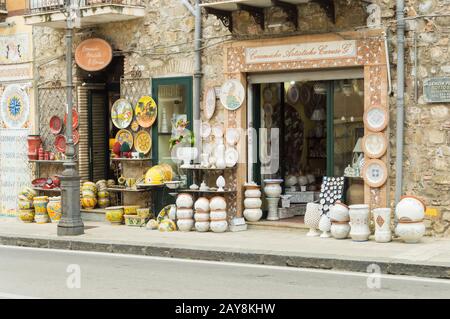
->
[424,77,450,103]
[75,38,113,72]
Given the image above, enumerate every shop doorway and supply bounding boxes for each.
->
[250,73,365,225]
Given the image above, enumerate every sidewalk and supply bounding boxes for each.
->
[0,217,449,279]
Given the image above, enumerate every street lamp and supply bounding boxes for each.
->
[57,0,84,236]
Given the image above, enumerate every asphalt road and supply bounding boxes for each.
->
[0,246,449,299]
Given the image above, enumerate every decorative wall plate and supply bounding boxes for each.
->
[200,122,211,139]
[49,116,63,135]
[287,85,300,104]
[364,105,388,132]
[225,128,240,145]
[363,159,388,188]
[73,130,80,145]
[135,96,157,128]
[64,108,79,129]
[134,130,152,154]
[54,134,66,153]
[225,147,239,168]
[130,120,140,132]
[111,99,133,129]
[220,79,245,111]
[0,84,30,129]
[203,88,216,120]
[115,129,134,148]
[362,132,387,159]
[263,87,273,102]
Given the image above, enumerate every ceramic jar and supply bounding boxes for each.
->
[18,209,35,223]
[176,193,194,209]
[105,206,124,225]
[34,212,50,224]
[373,208,392,243]
[244,198,262,209]
[304,202,321,237]
[47,196,62,222]
[318,214,332,238]
[194,197,210,213]
[243,209,263,222]
[330,222,351,239]
[215,143,226,170]
[177,219,194,232]
[329,202,349,222]
[395,221,426,244]
[349,205,371,242]
[210,196,227,211]
[98,197,110,209]
[395,196,426,222]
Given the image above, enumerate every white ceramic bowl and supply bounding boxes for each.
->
[195,221,210,232]
[194,197,210,213]
[164,181,181,190]
[177,219,194,232]
[210,220,228,233]
[176,193,194,208]
[210,196,227,211]
[176,208,194,219]
[243,209,263,222]
[395,196,426,222]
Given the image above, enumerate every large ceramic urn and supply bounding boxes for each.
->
[263,179,283,221]
[349,204,371,242]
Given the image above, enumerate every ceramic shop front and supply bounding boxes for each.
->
[222,29,389,221]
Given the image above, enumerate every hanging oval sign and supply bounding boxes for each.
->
[220,79,245,111]
[75,38,113,72]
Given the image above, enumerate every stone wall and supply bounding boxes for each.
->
[32,0,450,236]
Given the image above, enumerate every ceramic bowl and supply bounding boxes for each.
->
[176,193,194,208]
[176,208,194,219]
[194,213,210,222]
[243,209,263,222]
[164,181,181,190]
[210,220,228,233]
[195,222,210,232]
[177,219,194,232]
[124,205,140,215]
[210,210,227,221]
[209,196,227,211]
[329,202,350,222]
[194,197,210,213]
[105,206,124,225]
[124,215,146,227]
[396,196,426,222]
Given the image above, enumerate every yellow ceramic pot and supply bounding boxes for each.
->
[137,208,151,219]
[33,196,49,214]
[105,206,124,225]
[18,200,33,210]
[124,205,140,215]
[47,196,62,222]
[81,197,97,209]
[98,191,109,199]
[20,187,37,201]
[98,198,110,209]
[82,182,97,194]
[82,189,96,198]
[18,209,35,223]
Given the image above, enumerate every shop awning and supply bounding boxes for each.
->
[201,0,335,31]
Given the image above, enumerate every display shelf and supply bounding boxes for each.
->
[107,187,153,193]
[177,189,237,194]
[32,187,62,193]
[29,160,68,164]
[180,165,236,171]
[110,158,153,162]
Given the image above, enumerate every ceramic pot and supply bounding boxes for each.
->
[243,209,263,222]
[159,219,177,232]
[263,179,283,198]
[396,196,426,222]
[18,209,35,223]
[210,196,227,211]
[176,193,194,208]
[34,213,49,224]
[195,222,210,232]
[304,203,321,237]
[124,205,140,215]
[33,196,49,214]
[210,220,228,233]
[98,198,110,209]
[18,200,33,210]
[81,197,97,209]
[177,219,194,232]
[98,191,109,199]
[331,222,351,239]
[349,205,371,241]
[124,215,146,227]
[329,202,349,222]
[373,208,392,243]
[244,198,262,209]
[194,197,210,213]
[210,210,227,220]
[105,206,124,225]
[47,196,62,222]
[395,221,425,244]
[319,214,332,238]
[82,182,97,194]
[82,190,96,198]
[137,208,151,219]
[177,208,194,219]
[245,188,262,198]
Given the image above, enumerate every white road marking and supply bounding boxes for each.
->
[0,292,38,299]
[1,245,449,285]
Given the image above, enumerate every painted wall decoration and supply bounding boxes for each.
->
[0,84,30,129]
[0,129,32,217]
[0,33,30,65]
[220,79,245,111]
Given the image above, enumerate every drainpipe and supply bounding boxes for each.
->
[395,0,405,205]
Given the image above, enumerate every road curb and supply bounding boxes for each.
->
[1,235,449,279]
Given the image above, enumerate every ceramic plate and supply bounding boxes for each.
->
[225,147,239,168]
[212,124,224,138]
[49,116,63,135]
[362,132,387,159]
[157,205,175,223]
[364,105,388,132]
[115,129,134,148]
[200,122,211,139]
[225,128,240,145]
[64,108,79,129]
[111,99,133,129]
[363,159,388,188]
[220,80,245,111]
[130,120,140,132]
[135,96,158,128]
[287,85,300,104]
[0,84,30,129]
[134,130,151,154]
[73,129,80,145]
[54,134,66,153]
[203,88,216,120]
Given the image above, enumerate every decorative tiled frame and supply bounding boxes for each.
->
[223,30,389,215]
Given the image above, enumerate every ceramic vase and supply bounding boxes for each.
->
[263,179,283,221]
[304,202,321,237]
[373,208,392,243]
[349,204,371,242]
[47,196,62,222]
[318,214,332,238]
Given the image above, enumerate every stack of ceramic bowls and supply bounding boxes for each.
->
[47,196,62,223]
[209,196,228,233]
[96,180,110,208]
[329,202,350,239]
[81,181,98,209]
[33,196,50,224]
[18,187,36,223]
[243,183,263,222]
[176,193,194,231]
[194,197,210,232]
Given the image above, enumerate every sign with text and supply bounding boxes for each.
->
[245,40,357,64]
[424,77,450,103]
[0,129,31,217]
[75,38,113,72]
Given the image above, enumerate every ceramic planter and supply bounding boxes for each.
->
[330,222,351,239]
[243,209,263,222]
[105,206,124,225]
[176,193,194,208]
[195,221,210,232]
[263,179,283,198]
[137,208,151,219]
[244,198,262,209]
[395,196,426,222]
[349,204,371,242]
[47,196,62,222]
[177,219,194,232]
[395,221,425,244]
[373,208,392,243]
[81,197,97,209]
[304,202,321,237]
[210,220,228,233]
[18,209,35,223]
[34,213,49,224]
[245,188,262,198]
[98,198,110,209]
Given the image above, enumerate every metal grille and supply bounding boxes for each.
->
[120,77,151,106]
[38,85,78,159]
[26,0,144,14]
